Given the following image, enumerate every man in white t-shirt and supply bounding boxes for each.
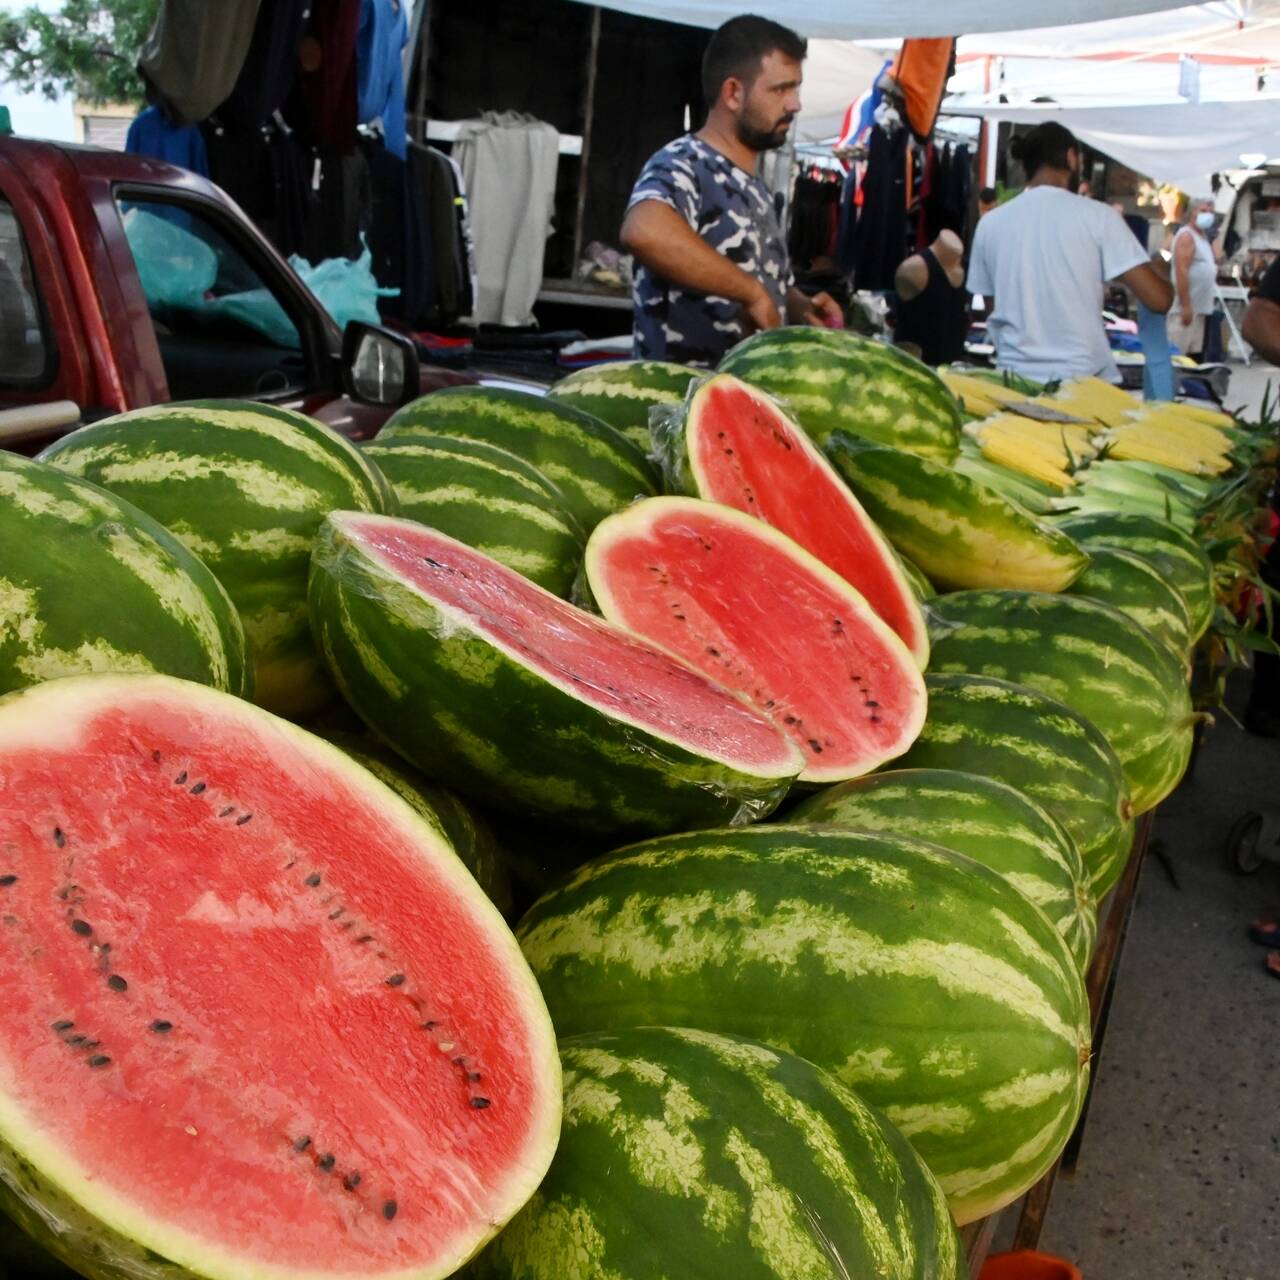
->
[967,123,1173,383]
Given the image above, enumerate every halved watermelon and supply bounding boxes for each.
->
[654,373,930,667]
[0,674,561,1280]
[584,497,927,784]
[309,514,804,834]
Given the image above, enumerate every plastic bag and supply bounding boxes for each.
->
[289,241,398,334]
[122,208,217,309]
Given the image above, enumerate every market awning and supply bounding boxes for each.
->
[567,0,1194,40]
[957,97,1280,195]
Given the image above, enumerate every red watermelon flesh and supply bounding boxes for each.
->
[0,674,560,1280]
[681,374,929,667]
[585,497,928,783]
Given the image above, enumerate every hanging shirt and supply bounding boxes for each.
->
[627,134,793,367]
[967,186,1147,384]
[125,107,209,177]
[1171,225,1217,318]
[356,0,409,159]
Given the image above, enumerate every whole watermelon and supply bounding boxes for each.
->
[39,400,393,718]
[518,825,1091,1225]
[464,1027,965,1280]
[717,327,962,461]
[0,452,249,698]
[547,360,699,453]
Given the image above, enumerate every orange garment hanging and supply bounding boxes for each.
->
[892,38,956,142]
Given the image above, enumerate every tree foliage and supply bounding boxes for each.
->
[0,0,160,104]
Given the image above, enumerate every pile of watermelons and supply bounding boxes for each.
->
[0,328,1274,1280]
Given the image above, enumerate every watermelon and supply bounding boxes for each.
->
[309,513,804,834]
[825,433,1089,593]
[362,436,584,597]
[0,452,249,700]
[322,731,514,918]
[585,497,927,784]
[1053,512,1215,642]
[465,1027,964,1280]
[546,360,699,453]
[517,825,1091,1225]
[38,400,393,719]
[0,673,560,1280]
[652,373,930,666]
[377,387,658,531]
[898,554,937,602]
[716,326,962,461]
[789,768,1096,969]
[1066,545,1193,658]
[927,590,1195,817]
[895,675,1135,899]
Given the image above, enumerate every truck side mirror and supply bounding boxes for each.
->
[341,322,421,407]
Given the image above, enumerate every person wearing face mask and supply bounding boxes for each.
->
[620,14,841,366]
[1168,203,1221,358]
[967,122,1173,383]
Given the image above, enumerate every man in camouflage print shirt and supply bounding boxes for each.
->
[621,14,841,366]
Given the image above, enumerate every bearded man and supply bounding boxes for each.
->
[620,14,840,365]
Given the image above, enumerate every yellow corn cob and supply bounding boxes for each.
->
[1045,377,1140,428]
[974,416,1099,467]
[1156,400,1234,429]
[1119,412,1232,454]
[979,439,1077,490]
[1109,421,1231,463]
[940,371,1033,407]
[1105,434,1231,475]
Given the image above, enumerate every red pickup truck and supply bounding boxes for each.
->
[0,137,469,453]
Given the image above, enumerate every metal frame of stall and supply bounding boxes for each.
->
[960,812,1156,1272]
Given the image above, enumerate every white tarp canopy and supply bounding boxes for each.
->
[794,40,890,142]
[573,0,1191,40]
[959,97,1280,195]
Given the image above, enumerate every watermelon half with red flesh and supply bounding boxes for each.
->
[0,674,561,1280]
[585,497,928,784]
[654,373,930,668]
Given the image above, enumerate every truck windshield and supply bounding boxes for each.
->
[0,195,52,386]
[114,195,308,401]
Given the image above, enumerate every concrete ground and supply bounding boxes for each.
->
[1031,359,1280,1279]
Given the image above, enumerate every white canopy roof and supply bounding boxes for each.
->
[575,0,1190,40]
[957,97,1280,195]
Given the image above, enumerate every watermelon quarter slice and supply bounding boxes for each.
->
[654,373,930,667]
[585,498,928,784]
[0,674,561,1280]
[309,514,804,835]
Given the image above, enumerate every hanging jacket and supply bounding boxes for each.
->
[356,0,409,159]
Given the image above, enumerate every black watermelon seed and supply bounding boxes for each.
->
[174,772,187,785]
[355,934,372,944]
[293,1136,311,1153]
[808,740,824,754]
[385,973,405,987]
[382,1200,397,1221]
[318,1153,335,1172]
[218,807,235,818]
[87,1055,110,1068]
[150,1020,172,1034]
[471,1097,491,1109]
[421,1020,438,1030]
[468,1072,483,1082]
[67,1035,87,1047]
[866,700,880,709]
[151,750,162,763]
[343,1172,362,1191]
[106,975,128,992]
[71,920,92,936]
[51,1020,73,1032]
[304,873,321,887]
[0,875,16,887]
[235,814,252,826]
[53,828,65,848]
[82,1040,100,1050]
[328,908,344,919]
[190,782,206,795]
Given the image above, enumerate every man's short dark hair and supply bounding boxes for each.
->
[978,186,998,204]
[1009,122,1079,176]
[702,15,807,104]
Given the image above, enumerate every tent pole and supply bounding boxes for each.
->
[572,6,603,276]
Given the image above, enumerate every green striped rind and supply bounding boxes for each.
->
[825,433,1089,593]
[465,1027,964,1280]
[894,675,1134,899]
[1053,512,1215,642]
[1067,546,1193,658]
[789,769,1096,969]
[0,453,249,700]
[716,327,962,461]
[378,387,658,531]
[308,513,802,836]
[517,825,1091,1226]
[926,590,1194,818]
[363,436,585,597]
[38,400,391,719]
[321,730,514,917]
[897,554,937,602]
[547,361,699,453]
